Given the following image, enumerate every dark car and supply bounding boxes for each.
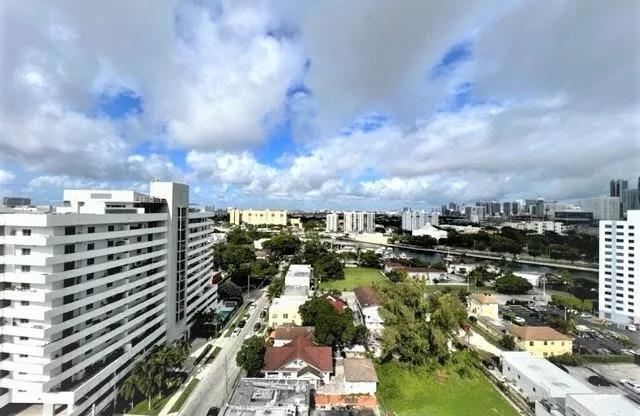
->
[238,320,246,328]
[253,322,261,331]
[206,407,220,416]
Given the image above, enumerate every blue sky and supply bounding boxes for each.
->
[1,0,638,210]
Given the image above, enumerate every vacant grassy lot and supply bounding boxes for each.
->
[376,361,518,416]
[320,267,389,291]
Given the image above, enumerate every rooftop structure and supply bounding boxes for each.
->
[263,335,333,374]
[354,286,380,308]
[507,325,572,341]
[470,293,499,305]
[224,378,311,416]
[321,293,349,313]
[343,358,378,383]
[284,264,312,290]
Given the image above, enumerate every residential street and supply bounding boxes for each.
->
[178,290,269,416]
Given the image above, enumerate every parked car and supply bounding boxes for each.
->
[620,379,640,394]
[253,322,261,332]
[513,317,526,325]
[260,310,267,319]
[206,406,220,416]
[580,313,592,319]
[238,319,247,328]
[626,324,637,332]
[231,327,241,337]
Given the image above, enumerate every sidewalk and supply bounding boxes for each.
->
[157,336,230,416]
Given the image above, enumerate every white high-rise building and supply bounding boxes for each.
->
[0,182,219,416]
[325,213,339,232]
[343,212,375,233]
[401,208,439,231]
[598,210,640,325]
[581,196,620,221]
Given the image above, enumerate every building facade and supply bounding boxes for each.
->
[581,197,621,221]
[598,210,640,325]
[401,208,439,231]
[228,208,288,226]
[0,182,218,416]
[325,213,339,232]
[343,212,375,233]
[506,325,573,357]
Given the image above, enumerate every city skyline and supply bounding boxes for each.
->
[1,1,639,210]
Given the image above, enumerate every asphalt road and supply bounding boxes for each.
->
[178,291,269,416]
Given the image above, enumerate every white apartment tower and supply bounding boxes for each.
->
[343,212,375,233]
[0,182,218,416]
[401,208,439,231]
[325,213,339,233]
[598,210,640,325]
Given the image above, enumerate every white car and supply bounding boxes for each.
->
[513,317,526,324]
[620,379,640,394]
[626,324,637,332]
[580,313,592,319]
[231,327,242,337]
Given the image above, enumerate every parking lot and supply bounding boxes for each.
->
[566,363,640,405]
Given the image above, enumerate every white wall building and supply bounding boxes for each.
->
[325,213,339,233]
[343,212,375,233]
[503,221,564,235]
[401,208,439,231]
[581,197,621,221]
[228,208,288,226]
[411,223,448,240]
[0,182,219,416]
[537,393,640,416]
[501,352,593,403]
[284,264,312,293]
[464,206,486,223]
[598,210,640,325]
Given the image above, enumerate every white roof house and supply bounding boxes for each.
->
[285,264,312,290]
[501,352,593,401]
[537,393,640,416]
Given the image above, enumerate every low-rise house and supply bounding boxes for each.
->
[268,295,307,327]
[354,287,383,335]
[273,325,315,347]
[285,264,313,293]
[263,335,333,386]
[224,378,311,416]
[468,293,499,320]
[506,325,573,357]
[501,351,593,402]
[343,357,378,395]
[322,293,349,313]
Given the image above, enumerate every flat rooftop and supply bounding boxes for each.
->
[502,352,593,398]
[225,378,311,416]
[567,393,640,416]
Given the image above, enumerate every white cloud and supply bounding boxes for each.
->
[0,169,15,185]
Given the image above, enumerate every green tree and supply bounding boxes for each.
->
[236,336,266,376]
[267,278,284,300]
[250,259,279,281]
[218,281,243,301]
[263,232,301,258]
[359,251,382,268]
[494,273,533,294]
[551,294,592,312]
[299,297,359,346]
[119,372,138,410]
[314,253,344,282]
[499,334,516,350]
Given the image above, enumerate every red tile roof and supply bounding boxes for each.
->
[263,335,333,372]
[322,294,349,312]
[273,325,315,342]
[355,286,380,308]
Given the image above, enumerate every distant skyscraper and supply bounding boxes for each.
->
[344,211,375,233]
[401,208,438,231]
[581,197,621,221]
[2,197,31,207]
[325,212,339,232]
[610,178,629,197]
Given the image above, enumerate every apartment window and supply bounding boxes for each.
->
[544,341,548,345]
[87,258,94,266]
[630,226,635,230]
[21,248,30,255]
[86,288,94,295]
[561,342,565,346]
[283,314,289,319]
[64,226,75,235]
[529,341,534,346]
[64,244,74,254]
[20,301,29,306]
[108,225,114,232]
[87,273,94,280]
[87,243,94,251]
[22,229,31,236]
[19,336,28,340]
[64,261,74,271]
[88,226,95,233]
[19,354,27,358]
[21,265,30,272]
[86,303,93,310]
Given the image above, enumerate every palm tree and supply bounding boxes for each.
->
[120,374,138,411]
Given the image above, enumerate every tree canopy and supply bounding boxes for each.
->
[236,336,266,376]
[299,297,365,347]
[263,232,301,258]
[494,273,533,294]
[218,280,243,301]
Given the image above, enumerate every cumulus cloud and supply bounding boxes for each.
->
[0,169,15,185]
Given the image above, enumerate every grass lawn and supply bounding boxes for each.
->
[320,267,389,291]
[169,378,199,413]
[129,395,171,416]
[376,361,518,416]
